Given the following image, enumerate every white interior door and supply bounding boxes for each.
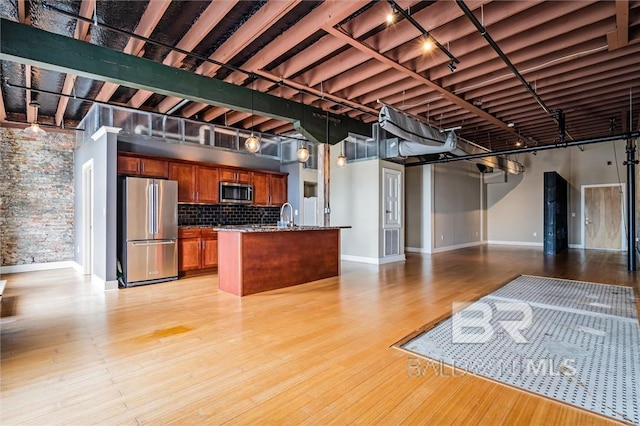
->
[82,160,94,275]
[383,168,402,256]
[383,168,401,228]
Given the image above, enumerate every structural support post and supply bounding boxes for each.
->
[317,144,331,226]
[625,138,638,271]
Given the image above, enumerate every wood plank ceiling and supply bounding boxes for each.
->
[1,0,639,152]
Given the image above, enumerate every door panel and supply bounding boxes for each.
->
[585,186,623,249]
[126,240,177,283]
[169,163,196,202]
[156,180,178,240]
[383,168,401,228]
[179,238,201,271]
[252,173,269,205]
[197,166,219,203]
[202,237,218,268]
[269,175,287,205]
[125,177,153,241]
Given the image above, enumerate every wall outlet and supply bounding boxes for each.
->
[533,232,537,237]
[441,235,444,240]
[571,212,576,218]
[294,209,298,216]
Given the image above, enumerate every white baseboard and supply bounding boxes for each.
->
[341,254,406,265]
[487,240,544,247]
[431,240,486,254]
[91,275,119,291]
[405,246,431,254]
[568,244,584,249]
[0,261,79,275]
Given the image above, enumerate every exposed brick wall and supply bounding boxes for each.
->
[0,128,75,266]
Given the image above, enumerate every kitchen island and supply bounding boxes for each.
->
[214,226,347,296]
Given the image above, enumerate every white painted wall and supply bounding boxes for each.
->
[405,162,483,253]
[433,162,483,250]
[487,140,628,246]
[331,145,405,263]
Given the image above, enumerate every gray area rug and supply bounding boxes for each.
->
[399,275,640,425]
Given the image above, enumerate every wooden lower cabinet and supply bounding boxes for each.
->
[178,228,218,275]
[178,237,201,272]
[201,229,218,268]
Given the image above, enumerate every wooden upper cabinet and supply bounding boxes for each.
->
[118,156,140,175]
[220,168,251,184]
[196,166,219,203]
[169,162,197,202]
[252,172,287,206]
[118,155,168,178]
[139,158,168,178]
[252,172,269,206]
[269,175,288,205]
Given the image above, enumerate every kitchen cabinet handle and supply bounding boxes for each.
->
[141,162,145,172]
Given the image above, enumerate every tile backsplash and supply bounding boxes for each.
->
[178,204,281,226]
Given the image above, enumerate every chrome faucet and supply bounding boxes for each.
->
[279,202,294,227]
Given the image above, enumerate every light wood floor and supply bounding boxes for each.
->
[1,246,638,425]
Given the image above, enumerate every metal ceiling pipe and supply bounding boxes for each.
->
[455,0,570,140]
[405,131,640,167]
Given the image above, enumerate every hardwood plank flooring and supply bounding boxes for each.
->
[1,246,638,425]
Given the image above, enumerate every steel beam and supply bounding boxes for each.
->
[0,19,370,144]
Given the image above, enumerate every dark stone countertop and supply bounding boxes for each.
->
[212,225,350,233]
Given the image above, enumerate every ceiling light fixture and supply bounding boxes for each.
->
[386,0,459,68]
[423,39,433,51]
[336,141,347,168]
[386,13,394,25]
[297,142,309,163]
[244,77,260,153]
[23,98,46,136]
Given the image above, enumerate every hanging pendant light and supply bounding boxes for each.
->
[23,99,46,136]
[336,142,347,168]
[245,77,260,153]
[245,133,260,153]
[297,142,309,163]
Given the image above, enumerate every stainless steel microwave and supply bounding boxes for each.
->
[220,182,253,204]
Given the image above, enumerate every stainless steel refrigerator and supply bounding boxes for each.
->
[122,177,178,287]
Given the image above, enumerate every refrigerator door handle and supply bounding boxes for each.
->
[131,240,176,245]
[148,184,155,235]
[153,183,159,235]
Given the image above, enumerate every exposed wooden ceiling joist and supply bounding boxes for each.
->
[94,0,172,103]
[191,0,370,122]
[0,18,370,143]
[157,0,302,115]
[127,0,240,109]
[54,0,96,127]
[608,0,630,50]
[322,25,523,141]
